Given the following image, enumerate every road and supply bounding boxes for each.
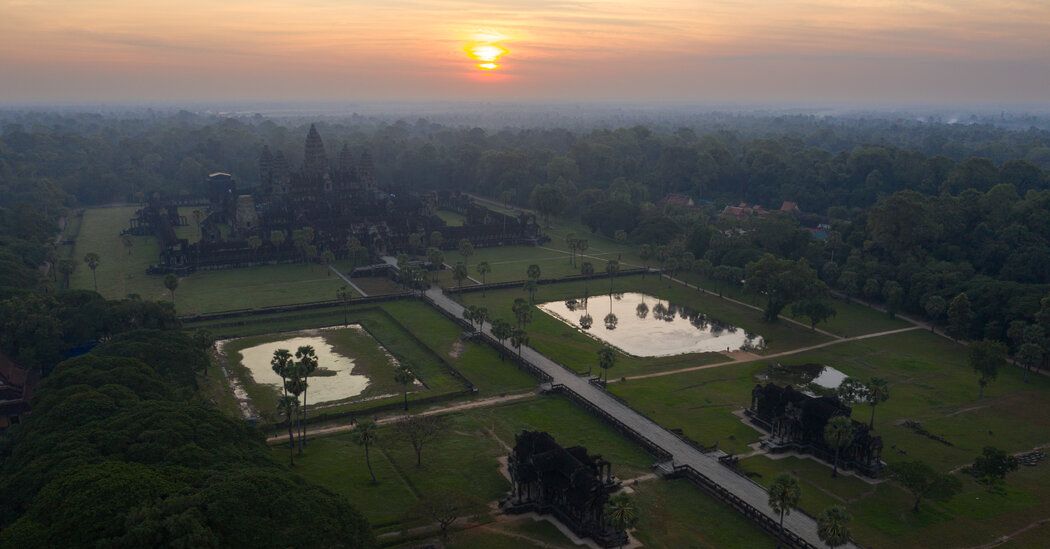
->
[423,285,858,549]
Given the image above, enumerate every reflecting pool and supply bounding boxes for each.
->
[233,327,376,405]
[537,293,763,357]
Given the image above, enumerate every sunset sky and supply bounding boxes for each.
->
[2,0,1048,104]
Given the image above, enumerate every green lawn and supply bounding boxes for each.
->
[282,394,658,535]
[612,327,1050,548]
[437,209,467,227]
[459,275,831,377]
[68,206,385,315]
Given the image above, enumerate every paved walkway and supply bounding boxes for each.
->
[327,265,369,297]
[423,286,858,549]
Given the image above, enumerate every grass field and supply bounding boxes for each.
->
[611,327,1050,548]
[458,274,831,377]
[281,393,777,547]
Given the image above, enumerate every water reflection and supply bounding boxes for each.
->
[234,331,372,404]
[538,292,763,357]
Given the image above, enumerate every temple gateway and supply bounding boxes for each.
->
[503,430,627,548]
[747,383,883,477]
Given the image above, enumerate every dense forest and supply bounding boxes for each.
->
[3,109,1050,544]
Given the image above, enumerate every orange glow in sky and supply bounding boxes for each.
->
[0,1,1048,103]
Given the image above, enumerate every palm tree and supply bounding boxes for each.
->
[427,247,444,283]
[458,238,474,265]
[394,365,415,410]
[606,259,620,292]
[604,492,638,549]
[581,261,594,298]
[285,364,307,453]
[295,346,318,448]
[598,345,616,382]
[476,261,491,296]
[817,505,852,548]
[865,377,889,428]
[523,279,538,305]
[512,298,531,328]
[271,349,293,396]
[511,328,529,366]
[566,232,577,266]
[352,420,380,483]
[491,319,513,361]
[526,264,541,282]
[121,233,134,255]
[163,274,179,305]
[57,259,75,289]
[824,416,854,477]
[768,473,801,548]
[321,250,335,275]
[336,286,352,326]
[452,261,468,294]
[83,252,101,292]
[277,395,299,466]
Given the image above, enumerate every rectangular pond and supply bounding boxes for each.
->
[537,292,763,357]
[222,325,405,407]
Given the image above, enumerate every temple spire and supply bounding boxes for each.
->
[302,124,329,175]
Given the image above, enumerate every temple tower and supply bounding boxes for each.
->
[302,124,329,175]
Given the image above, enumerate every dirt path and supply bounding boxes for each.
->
[614,325,921,383]
[265,390,537,444]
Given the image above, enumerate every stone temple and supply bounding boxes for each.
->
[141,125,542,274]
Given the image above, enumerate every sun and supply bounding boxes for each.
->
[464,34,509,71]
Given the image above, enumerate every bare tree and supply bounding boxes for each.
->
[393,413,449,466]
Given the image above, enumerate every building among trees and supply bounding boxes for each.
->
[748,383,883,477]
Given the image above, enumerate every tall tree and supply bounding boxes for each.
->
[352,420,380,483]
[604,492,638,549]
[284,364,307,453]
[817,506,852,548]
[970,339,1007,397]
[452,261,468,294]
[947,292,974,341]
[745,255,827,322]
[972,446,1019,492]
[791,300,837,331]
[885,461,962,511]
[837,377,889,428]
[581,261,595,298]
[511,328,529,365]
[598,345,616,383]
[121,233,134,256]
[768,473,801,548]
[295,346,318,448]
[57,259,76,289]
[491,319,513,360]
[277,395,299,466]
[523,279,538,305]
[336,286,352,326]
[526,263,541,282]
[476,261,491,296]
[271,349,293,397]
[606,259,620,292]
[427,247,444,283]
[163,274,179,306]
[458,238,474,265]
[393,413,448,466]
[83,252,101,292]
[824,416,854,477]
[924,295,946,333]
[393,365,415,411]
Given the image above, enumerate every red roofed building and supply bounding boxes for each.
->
[0,352,41,434]
[721,202,770,220]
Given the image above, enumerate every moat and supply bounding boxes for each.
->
[537,292,763,357]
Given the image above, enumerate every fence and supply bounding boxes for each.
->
[180,292,413,324]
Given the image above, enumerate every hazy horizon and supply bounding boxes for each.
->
[3,1,1049,105]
